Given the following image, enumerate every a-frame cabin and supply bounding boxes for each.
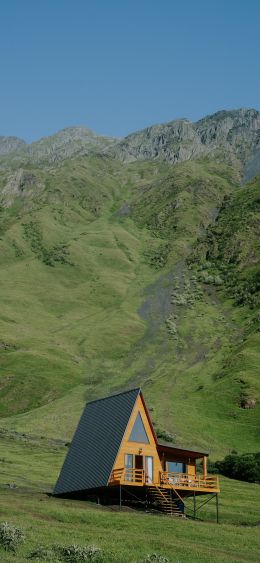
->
[54,388,220,519]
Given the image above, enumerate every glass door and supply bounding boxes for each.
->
[124,453,133,481]
[145,456,153,484]
[167,461,185,473]
[166,461,185,485]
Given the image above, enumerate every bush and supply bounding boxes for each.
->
[144,242,171,269]
[139,555,170,563]
[156,428,175,443]
[28,545,60,561]
[0,521,25,552]
[54,544,104,562]
[171,291,187,305]
[28,544,105,562]
[198,270,223,285]
[210,453,260,483]
[165,315,177,335]
[23,220,73,267]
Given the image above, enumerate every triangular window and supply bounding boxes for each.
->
[128,412,150,443]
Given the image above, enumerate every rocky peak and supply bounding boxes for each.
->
[0,168,43,208]
[110,108,260,177]
[195,108,260,147]
[0,136,26,156]
[26,126,118,163]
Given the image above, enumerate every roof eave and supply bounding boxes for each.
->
[157,442,209,458]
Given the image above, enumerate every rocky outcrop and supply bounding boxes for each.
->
[110,109,260,178]
[240,397,256,409]
[0,136,26,156]
[1,168,43,208]
[26,126,118,163]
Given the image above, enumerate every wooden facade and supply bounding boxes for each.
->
[109,393,219,497]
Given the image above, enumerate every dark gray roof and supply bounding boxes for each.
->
[157,441,208,457]
[53,388,140,495]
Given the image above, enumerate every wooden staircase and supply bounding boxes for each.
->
[147,486,184,517]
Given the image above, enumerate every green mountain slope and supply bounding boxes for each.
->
[0,110,259,459]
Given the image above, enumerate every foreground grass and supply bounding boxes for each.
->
[0,488,259,563]
[0,435,259,562]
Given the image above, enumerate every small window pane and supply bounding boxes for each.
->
[128,412,150,443]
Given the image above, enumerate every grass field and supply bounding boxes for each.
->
[0,434,259,563]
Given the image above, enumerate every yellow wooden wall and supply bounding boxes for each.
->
[113,394,162,484]
[112,394,196,483]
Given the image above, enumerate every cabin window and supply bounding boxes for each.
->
[128,412,150,443]
[167,461,186,473]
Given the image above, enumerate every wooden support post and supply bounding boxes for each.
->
[119,484,122,510]
[216,493,219,524]
[203,456,207,479]
[193,491,196,520]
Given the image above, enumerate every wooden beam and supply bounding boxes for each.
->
[193,491,196,519]
[216,493,219,524]
[203,456,207,478]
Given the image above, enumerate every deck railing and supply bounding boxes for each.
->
[160,471,219,490]
[110,469,219,490]
[110,468,145,485]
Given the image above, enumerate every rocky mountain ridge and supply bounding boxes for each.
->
[110,109,260,176]
[0,126,118,164]
[1,109,259,174]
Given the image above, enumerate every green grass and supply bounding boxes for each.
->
[0,435,259,563]
[0,489,259,563]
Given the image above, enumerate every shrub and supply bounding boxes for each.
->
[171,291,187,305]
[0,521,25,552]
[139,555,170,563]
[144,242,171,269]
[41,243,73,267]
[54,544,104,562]
[165,315,177,335]
[198,271,223,285]
[156,428,175,443]
[210,453,260,483]
[23,220,73,267]
[28,545,59,561]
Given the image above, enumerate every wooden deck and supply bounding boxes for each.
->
[110,468,220,493]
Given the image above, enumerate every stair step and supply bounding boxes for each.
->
[147,486,183,516]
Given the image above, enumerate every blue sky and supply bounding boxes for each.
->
[0,0,259,141]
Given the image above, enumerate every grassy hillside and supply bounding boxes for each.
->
[0,154,259,458]
[0,434,259,562]
[0,143,259,561]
